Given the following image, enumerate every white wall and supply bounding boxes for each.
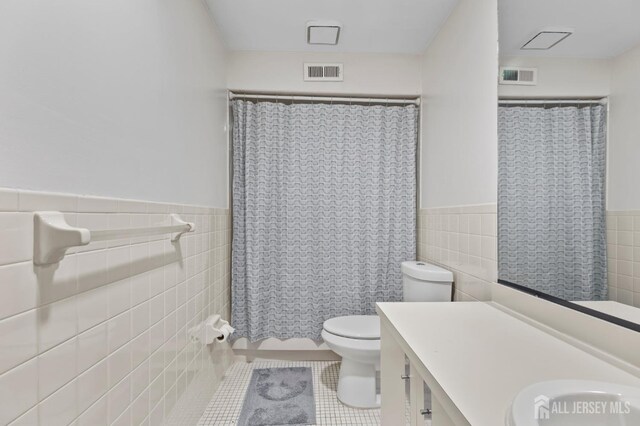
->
[499,56,611,98]
[609,44,640,211]
[420,0,499,208]
[0,0,229,207]
[228,52,422,96]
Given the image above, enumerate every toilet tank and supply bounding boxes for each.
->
[401,261,454,302]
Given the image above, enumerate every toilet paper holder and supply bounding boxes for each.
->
[189,314,235,344]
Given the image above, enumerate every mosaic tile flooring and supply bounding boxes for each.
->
[197,361,383,425]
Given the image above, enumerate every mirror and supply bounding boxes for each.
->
[497,0,640,328]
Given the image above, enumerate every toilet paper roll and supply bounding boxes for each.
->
[216,323,235,342]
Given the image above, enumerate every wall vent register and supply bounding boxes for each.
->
[499,67,537,86]
[304,63,344,82]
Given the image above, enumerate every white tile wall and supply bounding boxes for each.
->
[607,211,640,308]
[0,187,233,425]
[417,204,497,302]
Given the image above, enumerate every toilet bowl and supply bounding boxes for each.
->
[321,316,381,408]
[321,261,453,409]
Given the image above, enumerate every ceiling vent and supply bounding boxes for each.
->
[499,67,537,86]
[521,30,573,50]
[304,63,343,82]
[307,21,341,45]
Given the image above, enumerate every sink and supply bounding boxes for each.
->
[508,380,640,426]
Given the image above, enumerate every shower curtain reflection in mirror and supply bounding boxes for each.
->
[230,99,418,342]
[498,103,607,301]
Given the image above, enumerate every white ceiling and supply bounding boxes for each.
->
[205,0,459,54]
[499,0,640,58]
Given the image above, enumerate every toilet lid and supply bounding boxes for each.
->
[323,315,380,340]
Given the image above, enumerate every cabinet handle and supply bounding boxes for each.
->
[400,374,410,380]
[420,408,432,416]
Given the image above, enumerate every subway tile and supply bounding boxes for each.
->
[618,273,634,291]
[131,301,150,337]
[76,395,107,426]
[131,271,151,307]
[77,360,108,414]
[38,378,78,426]
[468,214,482,235]
[148,375,164,413]
[110,410,130,426]
[618,216,633,231]
[0,188,19,211]
[18,190,77,212]
[148,321,165,355]
[107,311,131,353]
[107,279,131,319]
[0,262,38,320]
[130,359,149,400]
[107,376,130,424]
[107,342,132,387]
[77,250,109,293]
[617,288,634,305]
[77,196,118,213]
[130,389,149,426]
[34,254,77,305]
[0,309,38,375]
[148,349,164,383]
[7,406,38,426]
[481,236,496,261]
[481,214,497,237]
[38,296,77,353]
[0,213,33,265]
[38,337,77,399]
[76,286,108,333]
[117,199,147,214]
[107,246,131,283]
[0,198,229,425]
[77,323,108,374]
[618,260,633,277]
[468,235,482,257]
[617,231,633,247]
[0,358,38,425]
[149,294,165,326]
[131,330,150,369]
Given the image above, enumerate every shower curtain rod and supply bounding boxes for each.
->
[499,98,607,105]
[229,92,420,105]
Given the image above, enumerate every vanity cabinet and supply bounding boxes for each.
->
[380,323,460,426]
[377,301,640,426]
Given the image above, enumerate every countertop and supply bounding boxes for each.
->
[376,301,640,426]
[574,300,640,324]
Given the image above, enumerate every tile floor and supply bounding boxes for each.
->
[197,361,383,425]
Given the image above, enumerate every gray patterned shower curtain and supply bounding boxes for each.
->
[231,100,417,341]
[498,104,607,301]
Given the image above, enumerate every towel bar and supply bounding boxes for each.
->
[33,211,194,265]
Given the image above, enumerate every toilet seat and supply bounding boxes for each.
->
[323,315,380,340]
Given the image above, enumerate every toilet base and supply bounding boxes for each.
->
[336,358,380,409]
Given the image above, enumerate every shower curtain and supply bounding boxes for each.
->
[231,100,417,341]
[498,104,607,301]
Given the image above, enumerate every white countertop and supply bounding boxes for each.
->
[376,302,640,426]
[574,300,640,324]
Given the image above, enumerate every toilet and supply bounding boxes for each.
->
[321,261,454,408]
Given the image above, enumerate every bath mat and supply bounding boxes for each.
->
[237,367,316,426]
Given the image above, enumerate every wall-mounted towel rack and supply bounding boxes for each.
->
[33,211,195,265]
